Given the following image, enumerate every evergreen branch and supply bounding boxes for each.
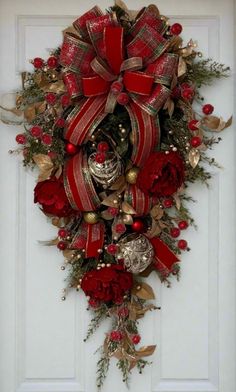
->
[84,305,108,341]
[96,354,110,391]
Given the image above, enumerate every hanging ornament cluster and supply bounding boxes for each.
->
[6,0,232,389]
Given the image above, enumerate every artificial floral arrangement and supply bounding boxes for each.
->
[6,1,232,389]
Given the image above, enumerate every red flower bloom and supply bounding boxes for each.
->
[34,176,74,217]
[81,265,133,304]
[137,151,185,197]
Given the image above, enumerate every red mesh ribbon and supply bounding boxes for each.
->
[64,150,100,211]
[70,221,105,258]
[61,9,176,167]
[150,237,179,277]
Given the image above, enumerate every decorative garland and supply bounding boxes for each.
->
[7,1,231,389]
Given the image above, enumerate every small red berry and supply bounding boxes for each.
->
[181,83,191,90]
[111,81,123,94]
[42,134,53,145]
[163,198,173,208]
[182,88,194,101]
[132,334,141,345]
[131,219,145,233]
[107,207,119,216]
[110,330,123,342]
[97,141,109,153]
[117,92,130,105]
[188,120,199,131]
[57,241,67,250]
[170,23,183,35]
[45,93,57,105]
[178,220,188,230]
[107,243,118,255]
[95,152,106,164]
[33,57,44,69]
[170,227,181,238]
[56,118,65,128]
[65,143,77,155]
[178,239,188,250]
[47,56,58,68]
[58,228,69,238]
[16,134,26,144]
[61,94,70,107]
[115,223,126,234]
[190,136,202,148]
[30,125,43,138]
[202,104,214,115]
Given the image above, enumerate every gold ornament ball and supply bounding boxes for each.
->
[83,211,99,224]
[126,167,139,184]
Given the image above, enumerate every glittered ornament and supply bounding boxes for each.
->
[178,239,188,250]
[30,125,43,138]
[117,234,154,274]
[190,136,202,148]
[203,104,214,115]
[126,167,139,184]
[188,120,199,131]
[170,23,182,35]
[16,134,26,144]
[33,57,44,69]
[47,56,58,68]
[57,241,67,250]
[88,152,122,188]
[83,211,99,224]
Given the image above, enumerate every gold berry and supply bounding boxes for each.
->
[83,211,99,224]
[126,167,139,184]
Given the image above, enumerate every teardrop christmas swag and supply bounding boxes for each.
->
[10,2,232,389]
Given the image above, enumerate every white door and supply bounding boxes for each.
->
[0,1,235,392]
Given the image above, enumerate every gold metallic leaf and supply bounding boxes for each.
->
[150,204,164,221]
[24,105,36,122]
[122,214,133,225]
[55,165,62,179]
[163,97,174,117]
[188,149,200,168]
[101,193,119,207]
[135,345,156,358]
[178,56,187,77]
[109,175,126,190]
[173,194,181,210]
[202,115,232,132]
[41,80,66,94]
[146,220,162,238]
[101,210,114,220]
[63,249,75,260]
[132,282,155,300]
[38,238,58,246]
[33,154,54,182]
[122,201,137,215]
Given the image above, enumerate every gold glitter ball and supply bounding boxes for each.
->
[83,211,99,224]
[125,167,139,184]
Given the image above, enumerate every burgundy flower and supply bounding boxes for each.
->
[34,176,75,217]
[81,265,133,304]
[137,151,185,197]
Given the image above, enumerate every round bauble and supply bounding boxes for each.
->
[83,211,99,224]
[131,219,145,233]
[117,233,154,274]
[126,167,139,184]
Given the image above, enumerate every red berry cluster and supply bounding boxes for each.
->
[170,221,189,250]
[95,142,109,163]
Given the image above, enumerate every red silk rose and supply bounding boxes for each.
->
[137,151,185,197]
[34,176,74,217]
[81,265,133,304]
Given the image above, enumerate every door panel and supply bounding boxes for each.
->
[0,1,235,392]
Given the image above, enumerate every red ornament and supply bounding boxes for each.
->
[170,23,183,35]
[107,243,118,255]
[178,220,188,230]
[65,143,77,155]
[33,57,44,69]
[56,118,65,128]
[15,134,26,145]
[95,152,106,163]
[117,92,130,105]
[61,94,70,107]
[97,141,109,153]
[107,207,119,216]
[131,219,145,233]
[178,239,188,250]
[30,125,43,138]
[115,223,126,234]
[45,92,57,105]
[202,104,214,115]
[188,120,199,131]
[163,198,173,208]
[47,56,58,68]
[57,241,67,250]
[58,228,69,238]
[170,227,180,238]
[190,136,202,148]
[132,334,141,345]
[42,134,53,145]
[181,88,194,101]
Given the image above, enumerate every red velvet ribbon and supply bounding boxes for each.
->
[150,237,179,277]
